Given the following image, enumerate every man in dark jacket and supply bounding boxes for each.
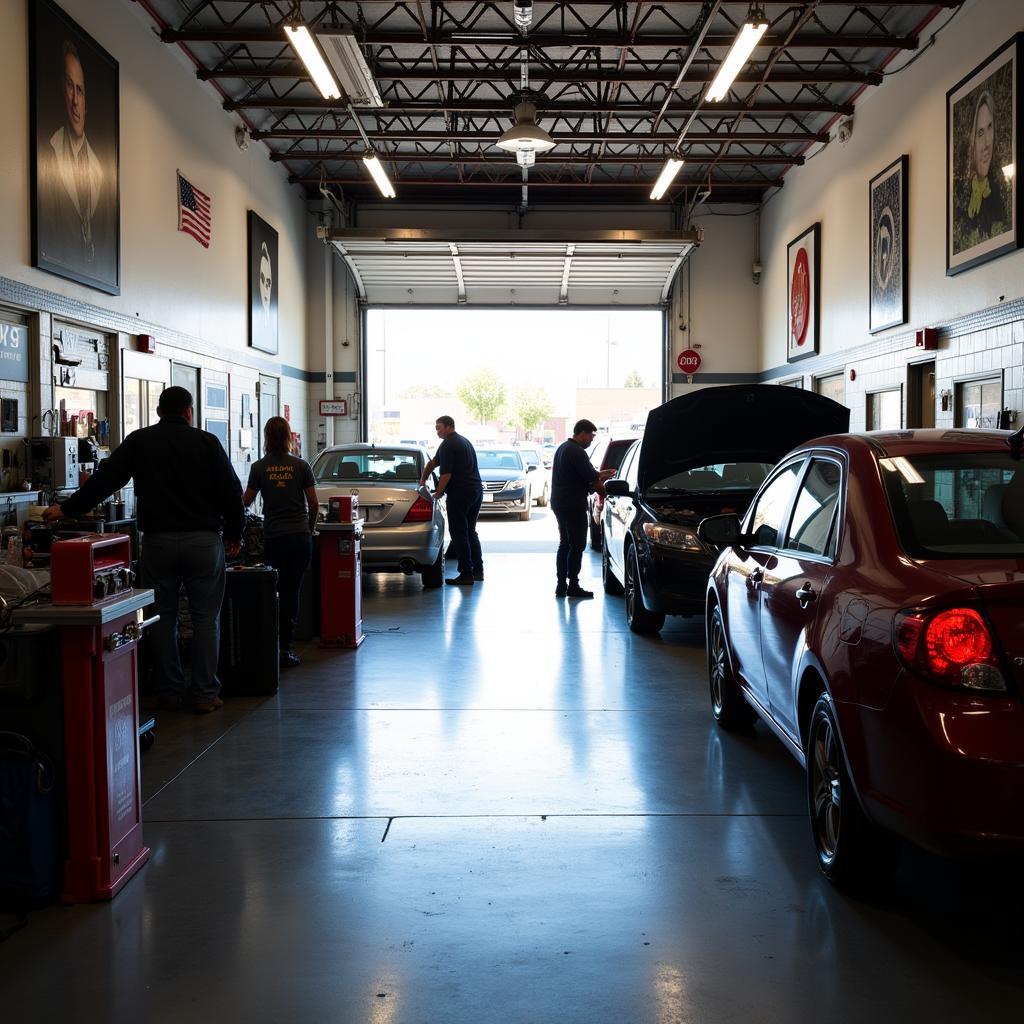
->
[550,419,612,598]
[44,386,244,713]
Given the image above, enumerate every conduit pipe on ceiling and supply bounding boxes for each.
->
[324,209,335,447]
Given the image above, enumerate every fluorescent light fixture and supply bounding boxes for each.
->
[1003,162,1015,180]
[318,29,385,107]
[650,155,684,200]
[363,151,396,198]
[706,11,768,102]
[284,24,341,100]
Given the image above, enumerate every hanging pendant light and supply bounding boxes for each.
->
[495,100,555,156]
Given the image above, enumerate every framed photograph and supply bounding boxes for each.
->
[946,35,1022,276]
[786,223,820,362]
[206,418,229,454]
[248,211,278,354]
[869,155,909,333]
[205,382,227,411]
[29,0,120,294]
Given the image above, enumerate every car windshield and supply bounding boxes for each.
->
[478,450,524,471]
[648,462,771,492]
[519,449,540,468]
[312,449,422,483]
[880,451,1024,556]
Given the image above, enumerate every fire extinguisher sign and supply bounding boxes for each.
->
[676,349,702,375]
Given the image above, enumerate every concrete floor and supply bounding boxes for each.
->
[2,509,1023,1022]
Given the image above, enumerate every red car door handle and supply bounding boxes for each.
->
[796,582,817,608]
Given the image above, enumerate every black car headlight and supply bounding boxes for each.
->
[642,522,703,552]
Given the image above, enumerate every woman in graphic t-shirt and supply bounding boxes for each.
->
[243,416,318,668]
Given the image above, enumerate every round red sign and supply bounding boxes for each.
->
[676,349,702,374]
[790,246,811,347]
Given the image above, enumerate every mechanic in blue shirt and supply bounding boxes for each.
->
[421,415,483,586]
[550,419,613,598]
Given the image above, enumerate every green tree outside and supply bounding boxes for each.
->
[510,385,554,433]
[623,369,645,388]
[456,369,506,424]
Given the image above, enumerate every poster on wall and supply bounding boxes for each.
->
[248,211,279,355]
[946,34,1022,276]
[29,0,120,295]
[869,155,909,334]
[786,223,820,363]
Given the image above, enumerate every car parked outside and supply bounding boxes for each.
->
[601,385,849,633]
[586,436,639,551]
[476,448,532,520]
[699,427,1024,887]
[312,443,446,587]
[516,443,551,506]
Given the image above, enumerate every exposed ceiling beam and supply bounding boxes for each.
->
[259,130,829,145]
[296,177,783,190]
[280,152,804,166]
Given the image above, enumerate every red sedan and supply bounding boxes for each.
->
[698,427,1024,888]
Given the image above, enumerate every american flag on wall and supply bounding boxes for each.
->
[177,171,212,248]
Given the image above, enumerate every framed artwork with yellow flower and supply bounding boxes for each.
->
[946,34,1022,276]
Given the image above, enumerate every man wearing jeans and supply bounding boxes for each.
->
[44,386,243,714]
[420,415,483,586]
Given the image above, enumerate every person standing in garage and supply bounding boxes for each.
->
[551,419,612,598]
[44,386,243,713]
[242,416,319,669]
[421,415,483,586]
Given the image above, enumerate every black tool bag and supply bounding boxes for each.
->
[218,566,280,696]
[0,732,61,913]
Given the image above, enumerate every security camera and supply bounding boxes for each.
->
[836,116,854,145]
[752,260,763,285]
[235,125,251,152]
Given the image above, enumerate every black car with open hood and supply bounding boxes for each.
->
[601,385,850,633]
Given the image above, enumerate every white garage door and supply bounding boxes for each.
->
[319,228,700,307]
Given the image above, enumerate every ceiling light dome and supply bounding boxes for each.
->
[495,101,555,154]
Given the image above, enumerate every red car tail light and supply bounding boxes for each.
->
[895,607,1007,692]
[403,495,434,523]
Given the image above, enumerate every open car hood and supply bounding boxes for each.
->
[638,385,850,492]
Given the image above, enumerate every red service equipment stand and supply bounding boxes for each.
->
[15,589,158,903]
[318,520,364,648]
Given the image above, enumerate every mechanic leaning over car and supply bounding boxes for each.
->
[550,419,614,599]
[421,415,484,586]
[43,386,244,715]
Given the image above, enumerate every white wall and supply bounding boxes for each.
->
[759,0,1024,372]
[0,0,308,366]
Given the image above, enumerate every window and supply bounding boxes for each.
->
[313,449,423,482]
[784,460,841,557]
[880,452,1024,557]
[781,377,803,388]
[649,462,771,493]
[867,388,901,430]
[815,372,845,406]
[476,450,524,471]
[747,462,803,548]
[956,377,1001,429]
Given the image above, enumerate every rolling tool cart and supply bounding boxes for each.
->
[317,498,364,648]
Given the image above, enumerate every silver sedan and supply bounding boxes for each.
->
[312,443,446,588]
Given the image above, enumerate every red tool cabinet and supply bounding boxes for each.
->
[317,521,364,648]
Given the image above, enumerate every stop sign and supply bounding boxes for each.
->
[676,349,702,374]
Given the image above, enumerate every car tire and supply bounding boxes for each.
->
[602,532,624,595]
[806,693,900,889]
[708,606,757,730]
[420,546,444,588]
[518,497,532,521]
[625,547,665,634]
[589,516,602,552]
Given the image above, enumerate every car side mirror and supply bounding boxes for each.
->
[526,464,536,472]
[698,514,742,547]
[604,478,630,498]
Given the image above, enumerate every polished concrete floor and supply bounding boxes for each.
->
[2,510,1023,1022]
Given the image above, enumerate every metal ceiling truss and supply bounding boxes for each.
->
[144,0,959,204]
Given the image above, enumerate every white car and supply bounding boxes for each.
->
[515,444,551,506]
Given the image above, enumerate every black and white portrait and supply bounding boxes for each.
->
[30,0,120,295]
[248,211,278,354]
[869,155,908,334]
[946,35,1021,276]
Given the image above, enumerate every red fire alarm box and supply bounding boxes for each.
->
[915,328,938,350]
[135,333,157,353]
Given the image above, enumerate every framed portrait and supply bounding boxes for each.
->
[29,0,120,295]
[786,223,820,363]
[869,155,909,333]
[248,211,278,354]
[946,34,1022,276]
